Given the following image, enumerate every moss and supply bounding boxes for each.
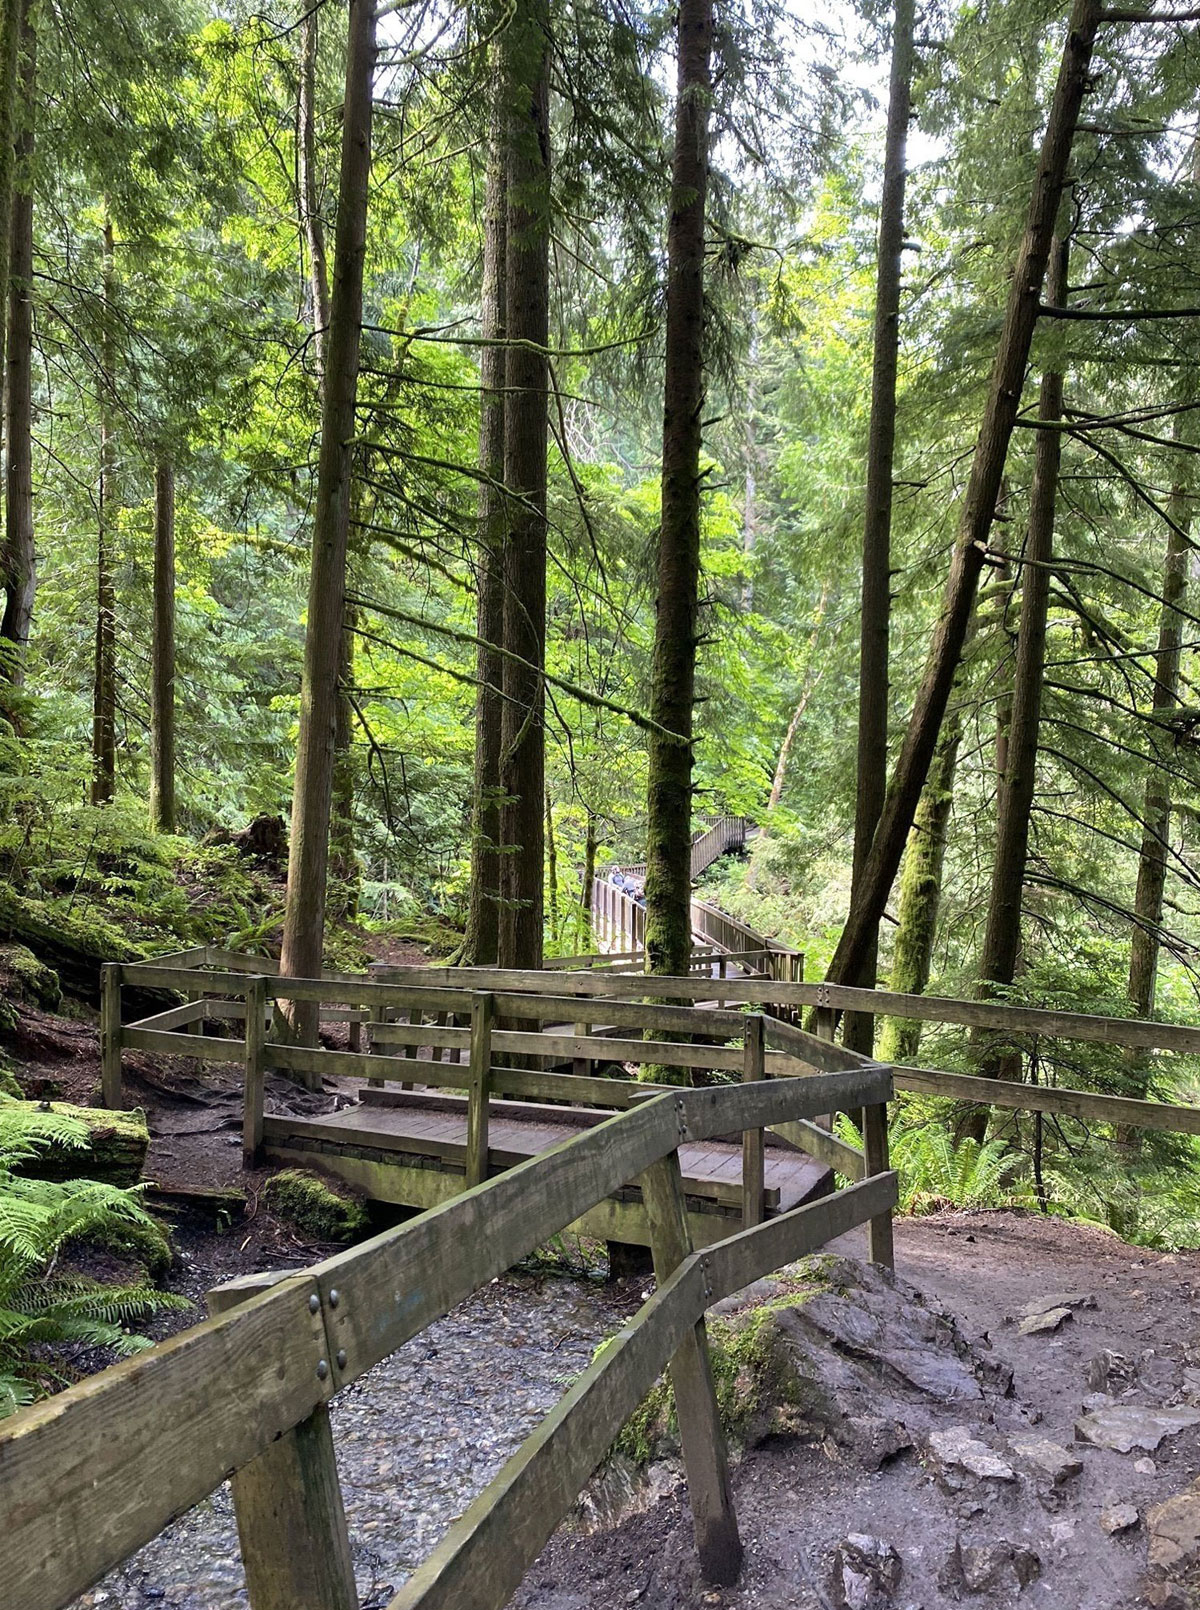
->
[70,1213,174,1279]
[263,1168,369,1243]
[0,944,62,1010]
[612,1279,834,1465]
[0,1065,21,1098]
[10,1102,149,1186]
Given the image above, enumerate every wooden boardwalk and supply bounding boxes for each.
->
[263,1082,833,1247]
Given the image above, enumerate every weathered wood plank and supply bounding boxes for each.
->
[242,976,268,1166]
[310,1098,678,1383]
[701,1171,899,1305]
[466,993,494,1190]
[100,963,123,1109]
[268,1042,473,1090]
[895,1065,1200,1134]
[639,1152,742,1585]
[387,1260,707,1610]
[123,1026,246,1063]
[124,999,208,1033]
[862,1098,894,1269]
[209,1282,356,1610]
[742,1016,765,1231]
[0,1277,331,1610]
[770,1118,864,1180]
[493,1029,743,1072]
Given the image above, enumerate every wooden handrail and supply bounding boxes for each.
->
[2,1051,893,1610]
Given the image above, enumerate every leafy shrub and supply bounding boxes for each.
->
[0,1098,187,1416]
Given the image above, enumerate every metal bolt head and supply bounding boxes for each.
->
[316,1359,329,1381]
[308,1294,320,1314]
[336,1349,347,1369]
[328,1289,340,1308]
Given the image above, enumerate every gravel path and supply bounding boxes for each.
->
[74,1271,637,1610]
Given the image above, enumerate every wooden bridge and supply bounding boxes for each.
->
[101,948,855,1247]
[10,944,1200,1610]
[4,946,898,1610]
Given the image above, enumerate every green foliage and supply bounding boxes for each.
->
[262,1168,369,1244]
[0,1098,186,1416]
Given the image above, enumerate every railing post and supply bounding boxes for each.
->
[638,1147,743,1586]
[100,963,123,1108]
[466,991,494,1189]
[863,1087,895,1271]
[367,1003,385,1085]
[209,1279,357,1610]
[242,976,268,1167]
[741,1015,765,1230]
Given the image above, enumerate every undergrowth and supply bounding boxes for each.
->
[0,1097,187,1416]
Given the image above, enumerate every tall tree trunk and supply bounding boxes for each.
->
[91,219,117,807]
[580,807,598,941]
[844,0,914,1055]
[149,459,176,833]
[825,0,1101,994]
[298,0,330,369]
[327,596,359,915]
[0,0,34,680]
[462,78,507,967]
[877,710,966,1066]
[644,0,713,980]
[0,0,26,429]
[279,0,375,1042]
[497,0,550,971]
[1128,423,1190,1021]
[545,787,558,946]
[974,238,1068,1085]
[299,1,357,912]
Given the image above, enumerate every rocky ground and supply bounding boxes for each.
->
[516,1213,1200,1610]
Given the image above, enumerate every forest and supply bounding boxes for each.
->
[3,0,1200,1417]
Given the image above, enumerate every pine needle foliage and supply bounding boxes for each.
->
[0,1098,186,1417]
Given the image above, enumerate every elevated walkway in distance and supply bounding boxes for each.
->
[592,816,801,982]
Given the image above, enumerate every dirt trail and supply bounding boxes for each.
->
[516,1212,1200,1610]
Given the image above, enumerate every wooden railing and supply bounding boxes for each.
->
[4,951,897,1610]
[589,878,803,983]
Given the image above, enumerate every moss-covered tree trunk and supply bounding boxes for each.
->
[973,238,1068,1093]
[1128,426,1190,1022]
[462,78,507,967]
[644,0,713,981]
[0,0,33,683]
[91,218,117,807]
[149,459,176,833]
[825,0,1101,994]
[497,0,550,971]
[877,696,965,1067]
[279,0,375,1045]
[844,0,915,1055]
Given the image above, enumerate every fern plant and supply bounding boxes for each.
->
[0,1098,187,1416]
[838,1113,1024,1215]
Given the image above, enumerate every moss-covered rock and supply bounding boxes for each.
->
[0,943,62,1010]
[614,1281,834,1464]
[71,1212,174,1278]
[263,1168,369,1243]
[0,1064,22,1098]
[8,1101,150,1186]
